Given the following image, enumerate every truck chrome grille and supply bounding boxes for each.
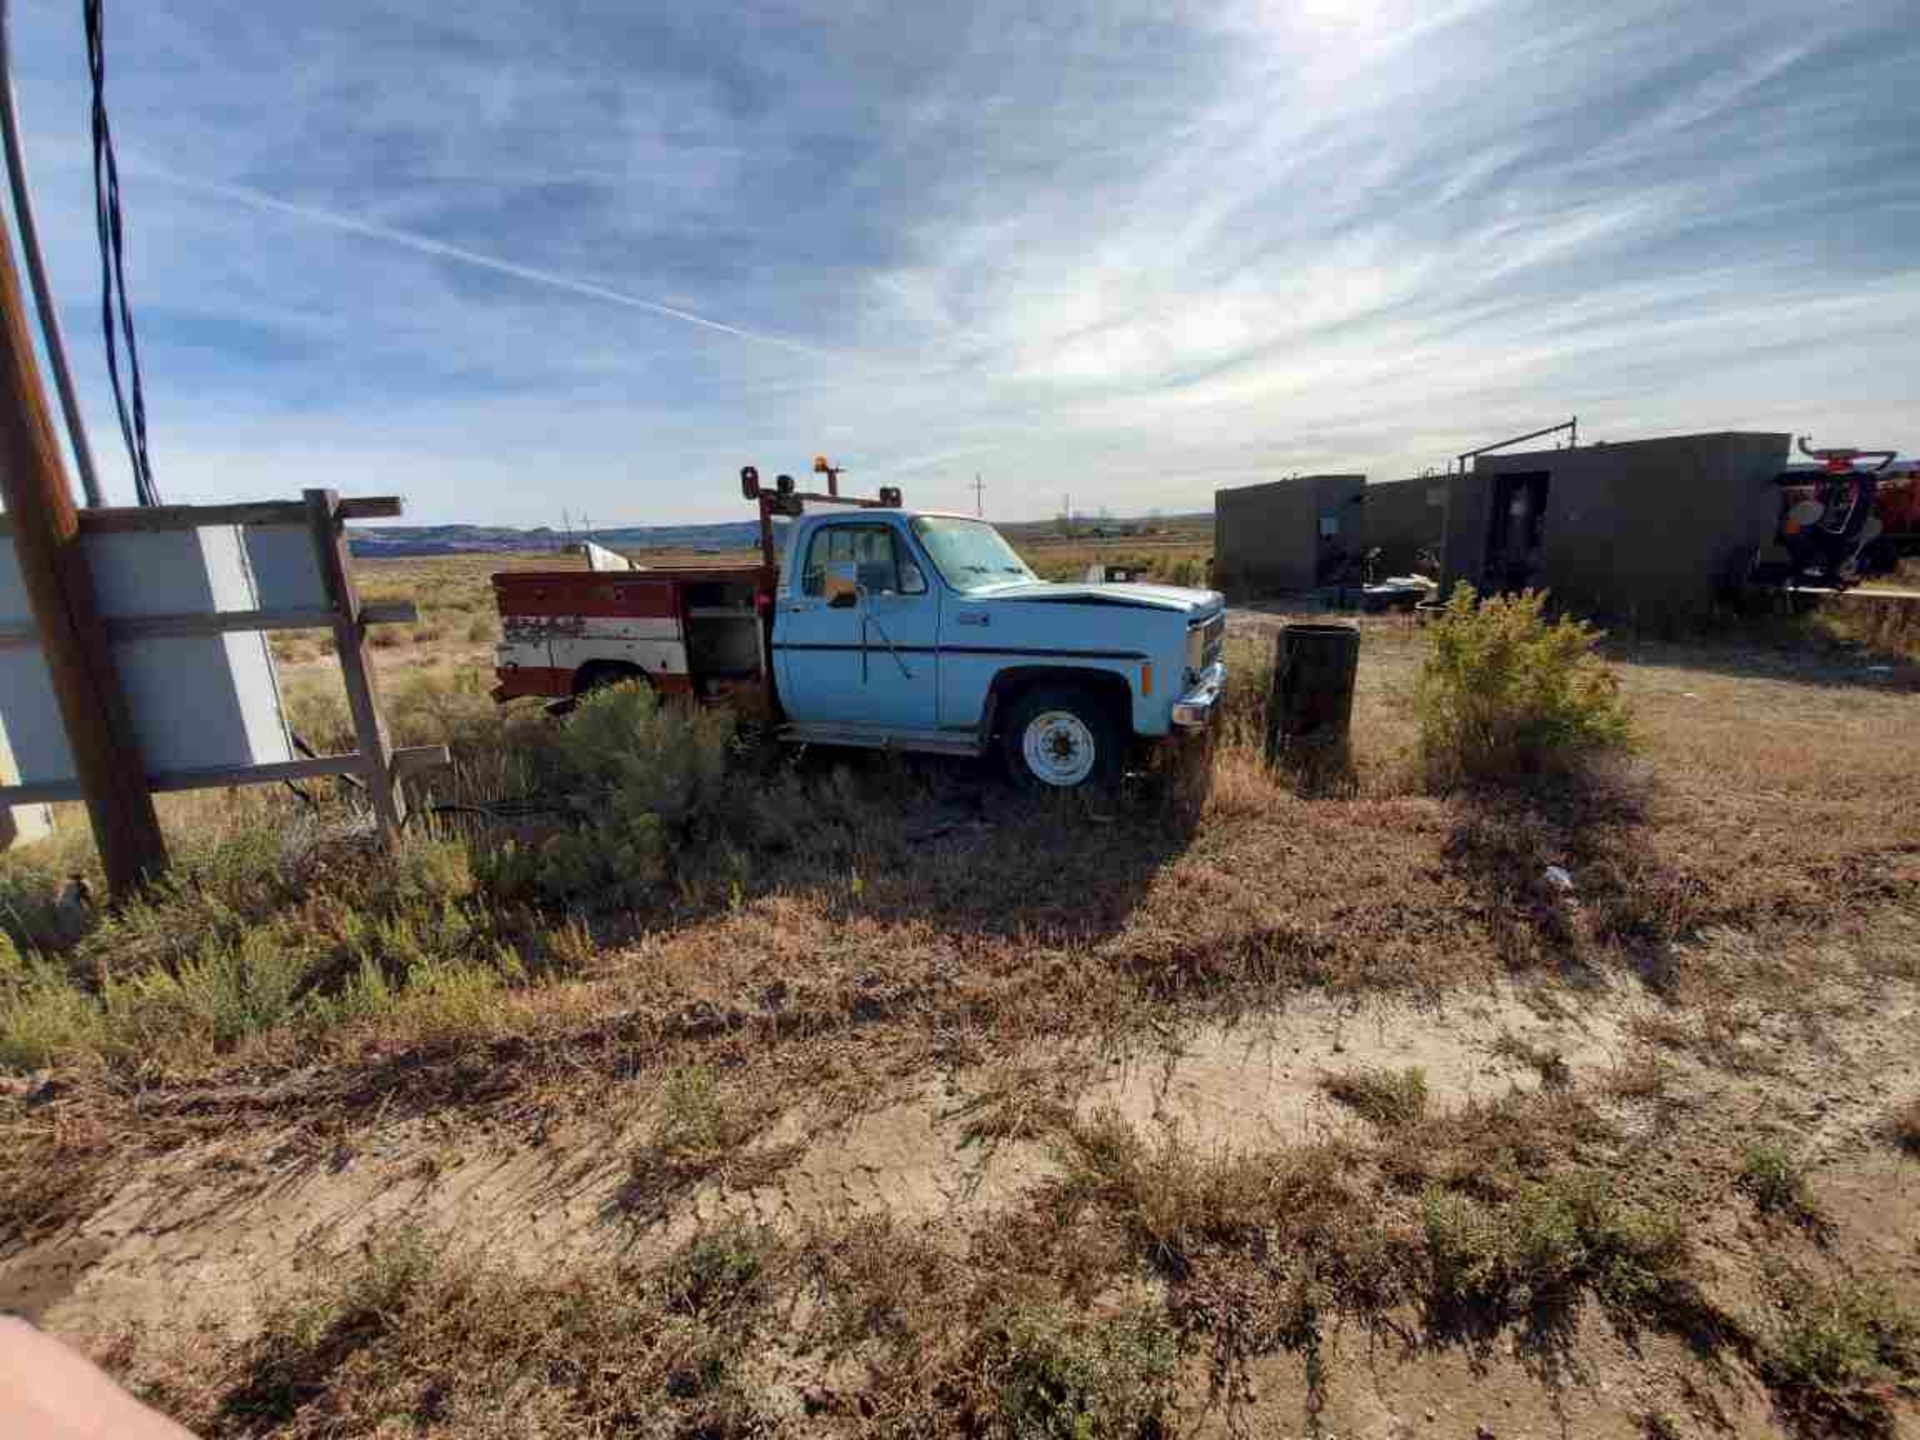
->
[1201,613,1225,665]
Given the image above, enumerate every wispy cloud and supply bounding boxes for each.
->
[128,161,838,359]
[3,0,1915,522]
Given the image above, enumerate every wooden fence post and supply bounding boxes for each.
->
[0,188,166,893]
[305,488,403,843]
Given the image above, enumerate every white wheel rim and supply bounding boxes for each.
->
[1022,710,1097,787]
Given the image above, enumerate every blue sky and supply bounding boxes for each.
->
[7,0,1917,524]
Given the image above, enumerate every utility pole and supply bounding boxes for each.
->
[971,473,985,518]
[0,196,165,893]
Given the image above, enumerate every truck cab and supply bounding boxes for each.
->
[771,507,1225,787]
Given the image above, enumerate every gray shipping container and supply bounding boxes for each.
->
[1213,474,1366,600]
[1440,431,1790,622]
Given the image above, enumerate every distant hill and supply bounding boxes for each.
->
[348,510,1215,558]
[348,519,772,558]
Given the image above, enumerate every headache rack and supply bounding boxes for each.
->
[740,456,903,567]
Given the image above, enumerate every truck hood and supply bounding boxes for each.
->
[971,580,1223,615]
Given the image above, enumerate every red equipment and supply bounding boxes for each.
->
[1773,436,1910,587]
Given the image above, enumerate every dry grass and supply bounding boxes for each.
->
[268,552,585,672]
[1320,1066,1429,1126]
[129,1225,784,1439]
[1017,536,1212,585]
[1040,1088,1704,1413]
[6,553,1920,1436]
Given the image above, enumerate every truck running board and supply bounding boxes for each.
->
[780,723,984,759]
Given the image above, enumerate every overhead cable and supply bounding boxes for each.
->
[85,0,158,506]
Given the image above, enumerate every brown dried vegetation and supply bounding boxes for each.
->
[4,576,1920,1436]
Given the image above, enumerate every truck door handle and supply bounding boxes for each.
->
[955,611,989,627]
[784,601,813,613]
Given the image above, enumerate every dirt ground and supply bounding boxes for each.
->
[4,606,1918,1437]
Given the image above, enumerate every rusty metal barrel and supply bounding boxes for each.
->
[1265,621,1361,781]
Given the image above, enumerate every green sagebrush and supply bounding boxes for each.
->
[1416,583,1631,788]
[529,682,743,909]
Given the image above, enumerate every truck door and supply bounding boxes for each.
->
[776,521,940,731]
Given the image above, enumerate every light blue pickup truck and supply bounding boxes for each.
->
[493,467,1227,789]
[767,491,1226,789]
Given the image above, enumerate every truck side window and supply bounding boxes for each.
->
[802,526,926,597]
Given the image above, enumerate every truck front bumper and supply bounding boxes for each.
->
[1171,661,1227,730]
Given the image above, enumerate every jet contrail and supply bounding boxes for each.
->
[129,159,834,360]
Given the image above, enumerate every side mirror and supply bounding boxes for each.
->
[824,561,860,609]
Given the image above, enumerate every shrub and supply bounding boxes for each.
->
[1423,1172,1689,1314]
[989,1304,1178,1440]
[0,957,109,1069]
[1422,1188,1507,1300]
[107,929,312,1060]
[1760,1275,1920,1429]
[660,1227,768,1317]
[656,1066,728,1156]
[383,668,509,759]
[533,683,744,909]
[1739,1142,1813,1218]
[1415,584,1631,788]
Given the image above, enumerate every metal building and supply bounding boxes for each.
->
[1213,474,1366,600]
[1440,431,1790,621]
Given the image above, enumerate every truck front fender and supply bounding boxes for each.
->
[981,665,1136,744]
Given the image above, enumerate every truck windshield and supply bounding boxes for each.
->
[910,517,1037,592]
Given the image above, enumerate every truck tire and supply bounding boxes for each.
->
[1003,685,1122,790]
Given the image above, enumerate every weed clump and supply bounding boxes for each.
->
[1422,1171,1690,1316]
[656,1065,730,1156]
[1758,1272,1920,1433]
[1739,1142,1814,1219]
[659,1227,769,1317]
[1416,584,1631,788]
[988,1304,1177,1440]
[1321,1066,1429,1126]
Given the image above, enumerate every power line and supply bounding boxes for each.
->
[85,0,158,506]
[0,0,104,505]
